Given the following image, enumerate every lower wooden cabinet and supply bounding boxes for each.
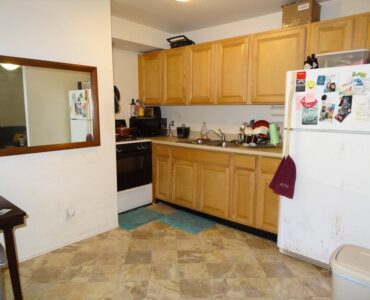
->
[199,162,230,218]
[153,145,171,201]
[230,155,256,227]
[255,157,281,233]
[171,158,197,209]
[152,144,281,234]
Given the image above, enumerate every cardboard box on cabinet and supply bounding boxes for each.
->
[282,0,321,28]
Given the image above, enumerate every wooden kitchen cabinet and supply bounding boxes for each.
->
[251,26,306,104]
[353,13,370,49]
[152,144,281,234]
[138,52,162,105]
[255,157,280,234]
[230,154,256,227]
[215,36,249,104]
[162,48,187,105]
[153,145,171,201]
[307,16,355,54]
[187,43,215,104]
[198,151,230,218]
[171,148,197,209]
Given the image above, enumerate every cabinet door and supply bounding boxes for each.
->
[231,155,256,226]
[139,52,162,104]
[171,159,197,209]
[153,145,171,201]
[215,37,249,104]
[187,43,215,104]
[162,48,186,105]
[251,26,306,104]
[353,13,370,49]
[199,163,230,218]
[308,17,355,54]
[255,157,280,234]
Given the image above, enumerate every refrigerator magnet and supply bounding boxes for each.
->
[334,95,352,123]
[306,79,316,90]
[296,71,306,92]
[317,75,326,86]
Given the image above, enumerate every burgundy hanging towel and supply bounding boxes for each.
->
[269,155,296,199]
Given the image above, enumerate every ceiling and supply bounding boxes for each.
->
[111,0,325,34]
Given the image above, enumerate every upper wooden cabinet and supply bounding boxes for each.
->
[138,52,162,105]
[251,26,306,104]
[187,43,215,104]
[215,36,249,104]
[307,16,355,54]
[162,48,187,105]
[353,13,370,49]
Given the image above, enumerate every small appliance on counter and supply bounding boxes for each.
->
[176,124,190,139]
[129,106,164,136]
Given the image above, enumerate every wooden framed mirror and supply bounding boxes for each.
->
[0,55,100,156]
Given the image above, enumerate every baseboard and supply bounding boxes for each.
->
[18,222,118,262]
[279,248,331,270]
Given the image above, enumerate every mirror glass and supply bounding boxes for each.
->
[0,56,100,156]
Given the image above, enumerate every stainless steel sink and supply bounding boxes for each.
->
[176,139,240,148]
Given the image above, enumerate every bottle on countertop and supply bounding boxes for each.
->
[200,121,208,140]
[304,56,313,69]
[130,99,136,117]
[311,53,319,69]
[137,99,145,117]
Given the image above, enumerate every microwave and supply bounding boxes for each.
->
[129,106,165,136]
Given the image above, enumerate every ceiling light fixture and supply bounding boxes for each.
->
[0,63,20,71]
[176,0,190,2]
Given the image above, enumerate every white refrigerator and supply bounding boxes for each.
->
[278,64,370,266]
[68,89,93,142]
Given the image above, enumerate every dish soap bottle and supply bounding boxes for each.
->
[200,121,208,140]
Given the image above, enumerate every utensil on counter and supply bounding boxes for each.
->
[177,124,190,139]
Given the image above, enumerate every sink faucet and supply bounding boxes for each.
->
[209,129,226,142]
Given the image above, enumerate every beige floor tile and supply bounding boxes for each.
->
[260,262,294,278]
[177,262,208,279]
[152,250,178,264]
[7,209,332,299]
[146,279,181,300]
[151,263,178,280]
[178,250,205,263]
[125,250,152,264]
[179,278,211,298]
[206,263,236,279]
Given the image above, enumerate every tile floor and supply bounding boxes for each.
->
[2,203,331,299]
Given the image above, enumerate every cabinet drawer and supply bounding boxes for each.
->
[234,154,256,170]
[259,157,280,174]
[154,144,170,157]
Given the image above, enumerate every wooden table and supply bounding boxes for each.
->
[0,196,26,300]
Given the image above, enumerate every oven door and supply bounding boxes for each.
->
[116,143,152,191]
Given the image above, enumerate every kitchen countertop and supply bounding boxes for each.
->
[149,136,283,158]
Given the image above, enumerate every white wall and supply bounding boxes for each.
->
[113,48,139,123]
[111,16,170,50]
[0,0,117,261]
